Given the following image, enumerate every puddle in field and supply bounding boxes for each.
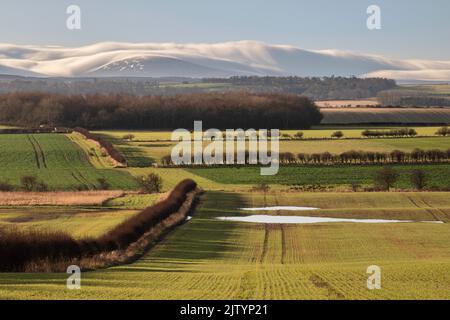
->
[217,215,443,224]
[239,206,319,211]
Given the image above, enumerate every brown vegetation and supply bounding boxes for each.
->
[0,190,125,206]
[0,91,322,130]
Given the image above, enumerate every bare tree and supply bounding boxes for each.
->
[374,167,399,191]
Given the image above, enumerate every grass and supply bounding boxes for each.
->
[0,207,138,239]
[125,167,229,191]
[105,193,160,209]
[67,133,114,168]
[321,108,450,125]
[0,191,124,206]
[1,130,450,299]
[279,137,450,154]
[1,191,450,299]
[0,134,139,190]
[187,164,450,189]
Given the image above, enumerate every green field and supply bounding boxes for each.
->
[321,108,450,125]
[1,191,450,299]
[104,193,160,209]
[67,133,115,168]
[187,164,450,189]
[1,129,450,300]
[0,134,139,190]
[0,207,138,239]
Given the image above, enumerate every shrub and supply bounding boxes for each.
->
[97,178,111,190]
[122,134,135,141]
[161,155,173,166]
[20,176,48,192]
[374,167,399,191]
[138,173,163,193]
[331,131,344,139]
[410,169,427,190]
[436,126,450,136]
[362,128,418,138]
[0,181,14,192]
[252,183,270,193]
[294,132,304,139]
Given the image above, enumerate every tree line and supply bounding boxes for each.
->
[283,149,450,165]
[160,148,450,166]
[204,76,397,100]
[362,128,418,138]
[0,92,323,130]
[378,90,450,107]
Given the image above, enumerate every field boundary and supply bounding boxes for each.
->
[0,180,199,272]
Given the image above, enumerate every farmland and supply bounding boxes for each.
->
[95,126,447,141]
[0,190,124,206]
[0,134,138,190]
[1,126,450,300]
[0,207,138,239]
[188,164,450,189]
[321,107,450,125]
[96,130,450,166]
[1,191,450,299]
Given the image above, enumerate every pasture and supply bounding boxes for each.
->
[188,164,450,189]
[0,207,139,239]
[321,108,450,125]
[0,134,139,190]
[1,191,450,299]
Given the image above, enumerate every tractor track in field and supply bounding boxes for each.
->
[406,195,440,222]
[30,135,47,169]
[309,274,345,300]
[60,138,96,189]
[26,134,41,169]
[420,197,447,222]
[274,195,287,265]
[72,170,96,190]
[260,224,269,264]
[280,225,286,265]
[71,172,87,187]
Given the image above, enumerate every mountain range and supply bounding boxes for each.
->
[0,41,449,81]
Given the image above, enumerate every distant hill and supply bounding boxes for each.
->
[1,41,449,81]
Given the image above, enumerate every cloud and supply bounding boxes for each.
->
[0,41,449,80]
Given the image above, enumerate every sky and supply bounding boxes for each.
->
[0,0,449,60]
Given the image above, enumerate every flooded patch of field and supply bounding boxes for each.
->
[239,206,319,211]
[217,215,443,224]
